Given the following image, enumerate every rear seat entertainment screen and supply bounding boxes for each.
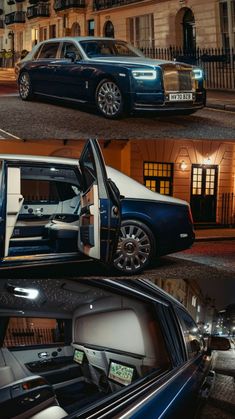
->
[73,349,85,365]
[108,361,135,386]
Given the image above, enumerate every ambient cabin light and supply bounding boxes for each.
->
[180,160,187,171]
[10,286,39,300]
[14,287,39,300]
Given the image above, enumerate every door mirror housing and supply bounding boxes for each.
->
[65,51,77,62]
[208,336,231,351]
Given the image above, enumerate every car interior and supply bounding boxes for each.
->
[0,278,171,419]
[6,164,84,257]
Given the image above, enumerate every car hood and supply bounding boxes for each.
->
[106,167,189,206]
[90,56,192,68]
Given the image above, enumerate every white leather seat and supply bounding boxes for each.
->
[30,406,67,419]
[0,365,14,387]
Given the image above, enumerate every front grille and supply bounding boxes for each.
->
[163,66,194,92]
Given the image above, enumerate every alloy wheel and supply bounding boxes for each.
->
[97,80,122,117]
[19,73,31,100]
[113,223,151,274]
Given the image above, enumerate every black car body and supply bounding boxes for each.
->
[16,37,206,118]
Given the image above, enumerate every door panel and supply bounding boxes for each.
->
[0,161,7,259]
[190,165,218,223]
[5,167,24,257]
[78,139,120,263]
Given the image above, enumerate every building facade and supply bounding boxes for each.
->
[0,0,235,59]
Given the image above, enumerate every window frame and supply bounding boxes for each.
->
[35,41,61,60]
[2,316,72,350]
[143,161,174,196]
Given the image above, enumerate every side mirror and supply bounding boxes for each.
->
[208,336,231,351]
[21,49,28,60]
[65,51,76,62]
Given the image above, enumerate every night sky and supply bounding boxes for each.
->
[197,277,235,310]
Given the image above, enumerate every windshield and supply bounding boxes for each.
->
[79,40,144,59]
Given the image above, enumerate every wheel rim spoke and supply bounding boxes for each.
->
[20,74,29,99]
[113,223,151,273]
[98,81,121,116]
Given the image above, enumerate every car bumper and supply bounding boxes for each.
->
[131,90,206,112]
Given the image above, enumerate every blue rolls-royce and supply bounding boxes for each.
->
[0,139,194,274]
[0,277,230,419]
[15,37,206,118]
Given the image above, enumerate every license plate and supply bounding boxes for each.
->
[169,92,193,102]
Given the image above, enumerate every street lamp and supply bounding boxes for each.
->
[8,30,15,67]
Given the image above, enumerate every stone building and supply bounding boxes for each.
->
[0,0,235,58]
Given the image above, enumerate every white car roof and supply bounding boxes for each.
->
[0,154,187,206]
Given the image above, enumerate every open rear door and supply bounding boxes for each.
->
[78,139,121,264]
[4,166,24,257]
[0,161,7,259]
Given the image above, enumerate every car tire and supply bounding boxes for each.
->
[112,219,156,275]
[18,72,34,101]
[95,79,124,119]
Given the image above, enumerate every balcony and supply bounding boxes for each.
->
[93,0,144,10]
[5,11,26,25]
[27,3,50,19]
[54,0,85,12]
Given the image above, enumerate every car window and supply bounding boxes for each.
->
[176,308,204,358]
[80,146,97,192]
[37,42,60,59]
[60,42,82,60]
[4,317,71,348]
[80,40,141,58]
[21,165,80,204]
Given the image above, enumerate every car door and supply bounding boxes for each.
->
[28,41,61,95]
[4,165,24,258]
[51,41,89,100]
[78,139,121,264]
[0,160,7,259]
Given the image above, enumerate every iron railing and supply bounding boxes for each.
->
[27,3,50,19]
[5,11,26,25]
[93,0,144,10]
[54,0,86,11]
[220,192,234,226]
[142,46,235,90]
[4,327,64,347]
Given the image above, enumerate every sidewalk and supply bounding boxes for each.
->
[0,68,16,85]
[195,228,235,242]
[1,68,235,111]
[207,90,235,112]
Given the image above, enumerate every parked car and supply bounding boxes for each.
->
[15,37,206,119]
[0,277,230,419]
[0,139,194,274]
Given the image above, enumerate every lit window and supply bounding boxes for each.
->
[144,162,173,196]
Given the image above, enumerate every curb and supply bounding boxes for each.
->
[195,236,235,242]
[206,102,235,112]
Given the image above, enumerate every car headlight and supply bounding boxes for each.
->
[132,69,157,80]
[193,68,204,80]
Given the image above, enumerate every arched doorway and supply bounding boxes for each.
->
[182,8,195,51]
[103,21,114,38]
[71,22,81,37]
[175,7,196,51]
